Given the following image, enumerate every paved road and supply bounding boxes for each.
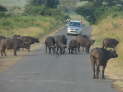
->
[0,27,117,92]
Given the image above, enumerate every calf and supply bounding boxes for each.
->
[90,48,118,79]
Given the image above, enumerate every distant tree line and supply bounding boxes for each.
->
[23,0,69,22]
[24,0,60,16]
[30,0,59,8]
[0,5,8,12]
[76,0,123,24]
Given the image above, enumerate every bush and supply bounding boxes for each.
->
[24,5,45,16]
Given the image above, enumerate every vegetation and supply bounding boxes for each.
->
[76,0,123,24]
[30,0,59,8]
[0,0,68,38]
[0,16,63,37]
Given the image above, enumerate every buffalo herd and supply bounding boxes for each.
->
[45,35,95,55]
[0,34,119,80]
[45,34,119,80]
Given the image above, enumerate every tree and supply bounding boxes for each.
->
[80,0,123,6]
[45,0,59,8]
[0,5,8,17]
[0,5,7,12]
[76,0,123,24]
[30,0,59,8]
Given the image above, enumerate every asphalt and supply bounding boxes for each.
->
[0,26,117,92]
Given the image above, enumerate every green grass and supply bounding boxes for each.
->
[0,16,63,37]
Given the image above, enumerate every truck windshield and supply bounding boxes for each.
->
[69,22,81,27]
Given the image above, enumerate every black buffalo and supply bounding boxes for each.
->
[76,35,95,53]
[0,38,25,56]
[55,35,67,55]
[12,35,39,51]
[102,38,119,50]
[45,36,56,54]
[0,36,6,40]
[68,39,80,54]
[90,48,118,79]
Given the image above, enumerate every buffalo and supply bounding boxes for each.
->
[55,35,67,55]
[68,39,80,54]
[0,36,6,40]
[90,48,118,79]
[12,35,39,52]
[0,38,25,56]
[45,36,56,54]
[76,35,95,53]
[102,38,119,50]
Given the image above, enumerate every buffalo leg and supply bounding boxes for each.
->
[1,48,6,56]
[49,47,51,54]
[102,65,106,79]
[52,47,55,55]
[3,49,6,56]
[74,48,77,54]
[56,48,59,54]
[1,50,3,56]
[68,48,70,54]
[45,46,48,54]
[90,56,96,79]
[86,47,90,54]
[27,47,30,52]
[60,48,62,55]
[92,62,96,79]
[93,63,96,79]
[96,65,100,79]
[14,49,17,56]
[63,48,65,54]
[77,44,80,53]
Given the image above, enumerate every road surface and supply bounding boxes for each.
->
[0,27,117,92]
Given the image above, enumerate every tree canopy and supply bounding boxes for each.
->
[0,5,7,12]
[30,0,59,8]
[76,0,123,24]
[80,0,123,6]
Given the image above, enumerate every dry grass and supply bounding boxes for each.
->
[92,16,123,91]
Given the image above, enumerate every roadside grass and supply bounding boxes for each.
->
[92,16,123,91]
[0,16,62,38]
